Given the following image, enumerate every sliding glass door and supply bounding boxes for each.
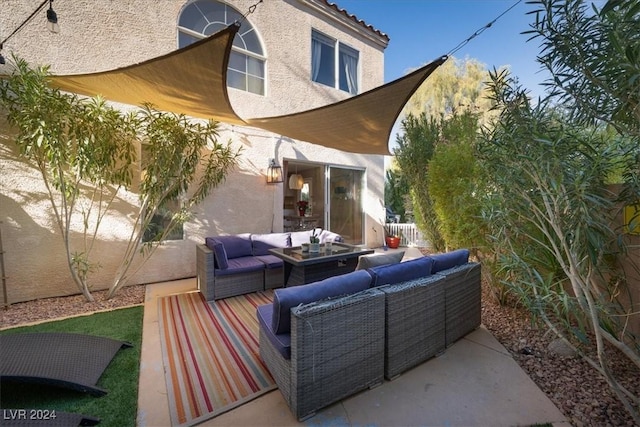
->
[327,166,364,244]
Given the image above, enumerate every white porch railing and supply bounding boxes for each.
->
[385,223,425,247]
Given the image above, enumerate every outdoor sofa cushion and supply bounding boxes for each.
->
[251,232,291,256]
[205,234,253,269]
[254,254,284,269]
[430,249,470,273]
[214,256,265,276]
[257,304,292,359]
[272,269,372,334]
[216,234,253,258]
[318,229,344,243]
[205,238,229,269]
[290,230,314,247]
[368,256,434,287]
[355,250,405,270]
[289,229,343,247]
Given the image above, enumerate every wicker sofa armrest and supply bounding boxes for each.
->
[288,288,385,420]
[196,244,215,300]
[197,243,266,300]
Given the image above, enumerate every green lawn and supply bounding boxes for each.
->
[0,306,143,426]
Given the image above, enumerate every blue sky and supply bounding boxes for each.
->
[333,0,551,98]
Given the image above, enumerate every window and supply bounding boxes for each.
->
[311,30,359,94]
[140,145,184,243]
[142,199,184,243]
[178,0,265,95]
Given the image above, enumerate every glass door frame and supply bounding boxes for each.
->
[325,164,366,245]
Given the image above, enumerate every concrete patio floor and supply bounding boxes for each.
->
[137,249,570,427]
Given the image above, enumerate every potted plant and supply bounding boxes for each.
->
[309,228,320,252]
[384,225,401,249]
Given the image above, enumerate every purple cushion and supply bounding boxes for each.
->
[215,234,252,259]
[254,254,284,269]
[257,304,291,359]
[368,256,434,287]
[215,256,264,276]
[429,249,470,273]
[272,269,372,334]
[205,238,228,269]
[251,233,291,256]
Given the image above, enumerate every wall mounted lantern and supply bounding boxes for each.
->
[266,158,283,184]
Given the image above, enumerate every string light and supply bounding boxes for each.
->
[447,0,522,57]
[0,0,58,65]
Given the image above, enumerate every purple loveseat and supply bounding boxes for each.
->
[196,229,342,300]
[257,249,481,420]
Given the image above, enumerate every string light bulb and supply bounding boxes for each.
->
[47,0,59,34]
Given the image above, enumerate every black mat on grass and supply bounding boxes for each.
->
[0,332,131,396]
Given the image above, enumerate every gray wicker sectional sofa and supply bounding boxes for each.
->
[196,229,342,300]
[257,248,481,420]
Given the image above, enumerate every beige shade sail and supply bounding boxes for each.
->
[247,55,447,155]
[48,23,447,155]
[50,24,246,125]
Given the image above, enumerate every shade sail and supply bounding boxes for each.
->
[50,24,246,125]
[48,23,447,155]
[247,56,447,155]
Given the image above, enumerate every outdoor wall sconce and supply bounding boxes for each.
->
[266,159,283,184]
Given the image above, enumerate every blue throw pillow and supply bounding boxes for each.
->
[214,234,252,259]
[368,256,433,287]
[272,269,372,334]
[205,237,228,269]
[429,249,470,273]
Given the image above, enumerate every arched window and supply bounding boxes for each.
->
[178,0,265,95]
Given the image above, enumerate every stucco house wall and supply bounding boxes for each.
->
[0,0,390,302]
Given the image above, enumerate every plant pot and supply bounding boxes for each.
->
[385,236,400,249]
[298,208,306,216]
[309,242,320,253]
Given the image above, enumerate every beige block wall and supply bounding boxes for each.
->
[0,0,388,302]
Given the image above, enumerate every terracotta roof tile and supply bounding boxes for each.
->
[322,1,390,41]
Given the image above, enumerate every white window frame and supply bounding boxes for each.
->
[311,29,359,95]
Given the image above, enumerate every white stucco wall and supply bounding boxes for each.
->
[0,0,388,302]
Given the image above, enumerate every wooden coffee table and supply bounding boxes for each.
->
[269,243,374,287]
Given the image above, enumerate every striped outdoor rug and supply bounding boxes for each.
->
[158,290,276,427]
